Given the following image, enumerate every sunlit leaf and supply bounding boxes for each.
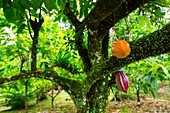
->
[160,65,170,78]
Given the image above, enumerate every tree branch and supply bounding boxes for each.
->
[0,71,81,92]
[1,24,169,92]
[87,0,124,23]
[86,23,170,86]
[64,2,80,28]
[30,18,44,71]
[76,0,125,31]
[102,33,109,59]
[98,0,149,38]
[64,2,91,73]
[74,29,92,73]
[53,60,84,74]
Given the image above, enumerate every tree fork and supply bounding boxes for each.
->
[30,18,44,71]
[25,8,44,112]
[64,3,91,73]
[86,33,110,112]
[98,0,149,38]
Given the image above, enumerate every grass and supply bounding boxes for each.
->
[0,91,76,113]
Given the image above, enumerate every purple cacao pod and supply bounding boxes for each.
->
[116,71,129,93]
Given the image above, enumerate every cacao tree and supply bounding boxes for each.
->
[0,0,170,112]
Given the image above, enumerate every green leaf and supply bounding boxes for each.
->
[57,50,63,60]
[45,41,50,46]
[139,15,151,30]
[63,53,71,60]
[58,0,67,11]
[139,16,145,27]
[153,9,165,18]
[161,65,170,78]
[41,71,47,78]
[44,0,55,11]
[0,49,3,54]
[19,0,30,9]
[143,75,151,84]
[79,1,84,18]
[17,23,26,33]
[13,0,25,10]
[0,0,3,8]
[40,59,46,62]
[143,85,149,94]
[30,0,43,11]
[70,0,78,15]
[150,89,158,99]
[144,15,152,30]
[2,0,12,8]
[155,0,170,6]
[3,6,17,22]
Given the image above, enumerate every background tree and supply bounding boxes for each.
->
[0,0,170,112]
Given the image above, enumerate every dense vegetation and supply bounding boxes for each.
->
[0,0,170,112]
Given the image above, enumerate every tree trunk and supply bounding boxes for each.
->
[87,76,110,113]
[51,83,54,110]
[25,80,28,113]
[136,83,140,106]
[72,33,110,113]
[69,93,88,113]
[69,75,110,113]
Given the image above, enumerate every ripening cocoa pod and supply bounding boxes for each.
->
[116,71,129,93]
[111,40,131,58]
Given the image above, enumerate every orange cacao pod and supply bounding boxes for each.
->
[111,40,131,58]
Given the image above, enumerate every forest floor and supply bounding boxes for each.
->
[107,83,170,113]
[0,83,170,113]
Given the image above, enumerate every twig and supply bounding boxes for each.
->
[25,13,33,39]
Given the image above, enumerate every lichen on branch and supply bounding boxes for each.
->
[86,23,170,86]
[0,71,82,92]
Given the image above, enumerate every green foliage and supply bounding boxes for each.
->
[19,0,30,9]
[2,0,25,23]
[155,0,170,6]
[113,3,168,43]
[110,3,169,100]
[58,0,67,10]
[0,0,169,111]
[30,0,43,11]
[3,6,17,22]
[0,81,36,109]
[44,0,55,11]
[123,54,170,99]
[0,78,52,110]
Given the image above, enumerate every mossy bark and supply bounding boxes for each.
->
[87,76,110,112]
[68,77,110,113]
